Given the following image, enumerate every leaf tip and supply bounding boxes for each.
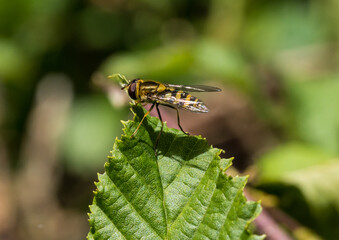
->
[220,157,233,171]
[121,120,128,127]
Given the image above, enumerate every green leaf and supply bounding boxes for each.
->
[256,142,332,183]
[256,142,339,239]
[88,105,263,240]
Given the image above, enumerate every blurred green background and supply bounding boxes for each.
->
[1,0,339,239]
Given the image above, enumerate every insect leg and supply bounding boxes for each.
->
[154,103,163,153]
[131,102,156,138]
[174,107,189,135]
[163,105,189,135]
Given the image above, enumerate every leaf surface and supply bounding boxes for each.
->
[88,105,262,240]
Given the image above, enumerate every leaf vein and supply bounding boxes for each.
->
[118,146,162,200]
[164,138,200,191]
[191,186,218,239]
[220,184,244,238]
[105,172,163,239]
[170,160,215,227]
[95,202,127,240]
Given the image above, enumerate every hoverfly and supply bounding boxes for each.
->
[122,78,221,152]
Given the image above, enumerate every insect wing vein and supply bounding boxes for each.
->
[149,90,208,113]
[165,84,221,92]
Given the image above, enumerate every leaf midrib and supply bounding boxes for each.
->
[156,125,201,238]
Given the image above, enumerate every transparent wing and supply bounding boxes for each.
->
[148,90,209,113]
[165,84,221,92]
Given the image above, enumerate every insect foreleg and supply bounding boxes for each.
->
[131,102,156,138]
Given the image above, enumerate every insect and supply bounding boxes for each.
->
[122,78,221,152]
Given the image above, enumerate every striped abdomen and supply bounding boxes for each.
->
[150,90,208,113]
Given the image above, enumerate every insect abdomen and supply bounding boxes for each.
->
[173,90,208,113]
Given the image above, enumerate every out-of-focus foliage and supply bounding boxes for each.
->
[257,143,339,239]
[286,79,339,154]
[1,0,339,239]
[61,95,128,175]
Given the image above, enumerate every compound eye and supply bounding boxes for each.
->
[128,81,137,100]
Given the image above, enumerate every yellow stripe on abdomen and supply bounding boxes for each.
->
[184,94,192,107]
[175,91,183,100]
[193,98,199,108]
